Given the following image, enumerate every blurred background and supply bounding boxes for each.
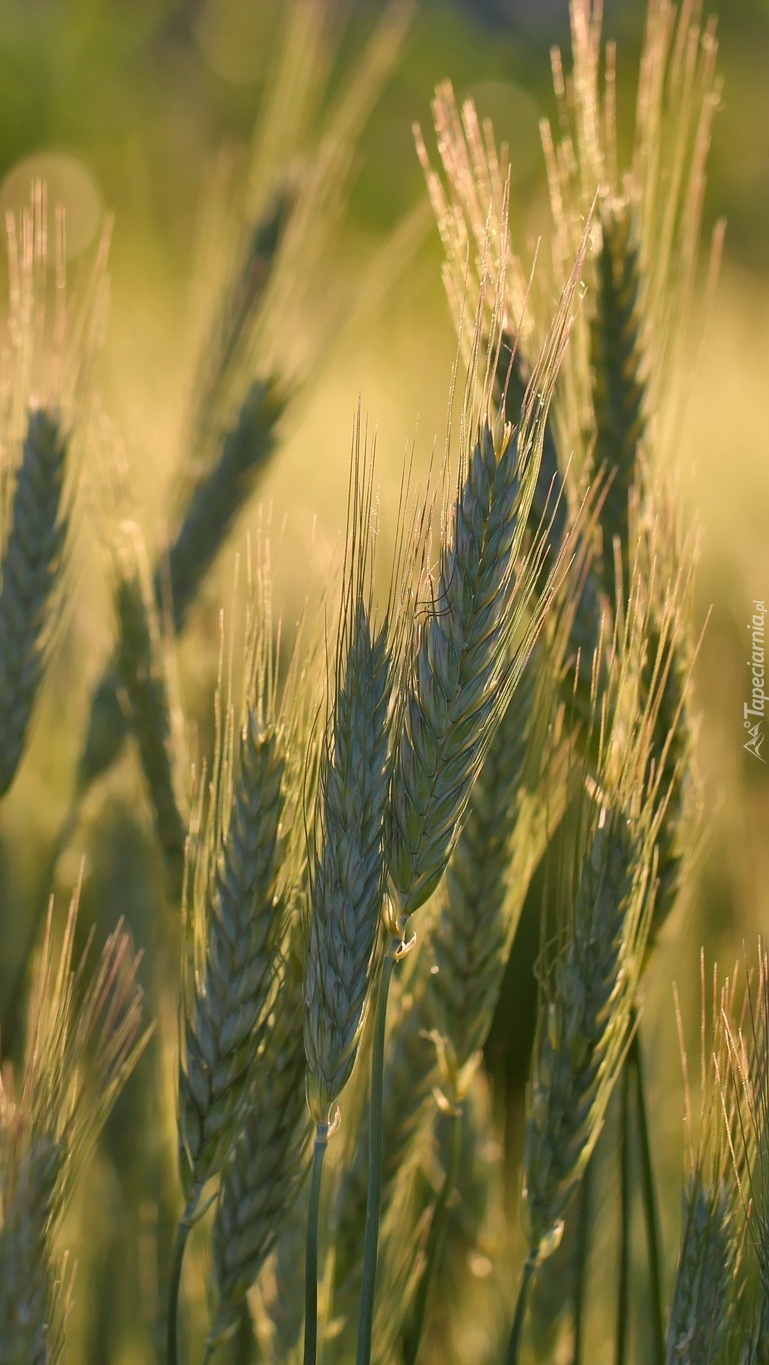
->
[1,0,768,1360]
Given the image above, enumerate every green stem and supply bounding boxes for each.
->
[402,1102,463,1364]
[167,1190,201,1365]
[355,949,396,1365]
[505,1250,538,1365]
[303,1122,329,1365]
[615,1059,632,1365]
[572,1150,593,1365]
[630,1025,665,1363]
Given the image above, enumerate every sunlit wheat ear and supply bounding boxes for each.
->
[109,513,189,897]
[161,378,287,636]
[387,256,582,924]
[303,437,394,1126]
[426,643,570,1100]
[207,926,311,1351]
[722,941,769,1330]
[0,1117,66,1365]
[0,892,147,1358]
[590,194,647,602]
[186,184,295,467]
[0,185,108,800]
[521,623,663,1262]
[77,379,287,793]
[179,558,300,1197]
[665,959,745,1364]
[542,0,722,467]
[0,409,70,798]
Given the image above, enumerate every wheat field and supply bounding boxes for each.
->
[0,1,768,1362]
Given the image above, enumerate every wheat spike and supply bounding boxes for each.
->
[77,380,286,794]
[0,409,70,798]
[522,621,661,1261]
[304,599,392,1124]
[180,717,286,1191]
[591,196,647,601]
[0,1125,64,1364]
[665,1177,739,1365]
[180,680,288,1193]
[162,379,286,636]
[665,963,744,1363]
[111,519,188,897]
[208,933,310,1348]
[388,415,551,921]
[0,895,146,1360]
[426,648,553,1087]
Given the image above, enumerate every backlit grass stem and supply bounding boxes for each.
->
[167,1195,197,1365]
[402,1100,462,1365]
[506,1251,539,1365]
[303,1122,329,1365]
[632,1026,665,1363]
[616,1061,632,1365]
[356,947,396,1365]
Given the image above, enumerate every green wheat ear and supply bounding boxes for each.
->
[179,566,298,1199]
[0,409,70,798]
[0,894,147,1360]
[590,195,647,603]
[208,925,310,1350]
[77,378,288,795]
[0,184,108,802]
[666,965,746,1364]
[109,516,188,898]
[303,435,396,1128]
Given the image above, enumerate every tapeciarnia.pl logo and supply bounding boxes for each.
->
[744,599,766,762]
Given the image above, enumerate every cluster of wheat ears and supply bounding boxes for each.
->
[0,0,766,1362]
